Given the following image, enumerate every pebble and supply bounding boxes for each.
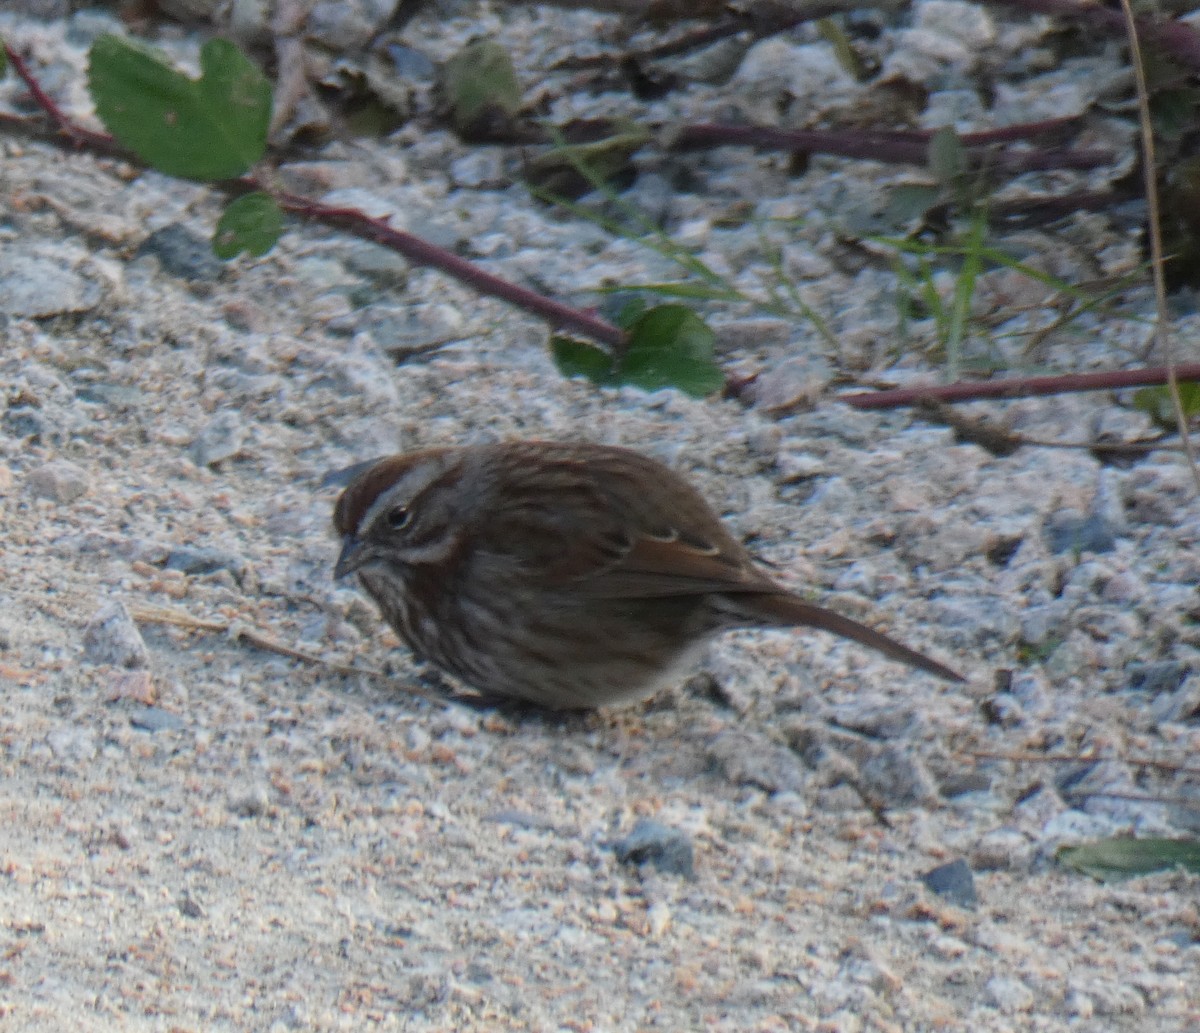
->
[984,974,1036,1013]
[0,249,101,317]
[165,545,248,582]
[706,728,811,795]
[1125,661,1189,696]
[970,830,1035,872]
[137,223,224,283]
[128,706,187,733]
[229,785,272,818]
[920,858,978,908]
[189,411,247,467]
[27,460,89,503]
[613,819,695,879]
[46,726,98,763]
[82,600,150,670]
[860,746,941,808]
[1043,509,1120,555]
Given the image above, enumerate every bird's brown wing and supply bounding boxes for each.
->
[480,443,774,597]
[565,531,780,599]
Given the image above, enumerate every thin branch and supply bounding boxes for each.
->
[839,363,1200,409]
[1,41,628,350]
[127,602,466,709]
[4,42,115,151]
[1117,0,1200,492]
[273,192,627,345]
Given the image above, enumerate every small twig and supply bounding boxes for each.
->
[1013,436,1177,455]
[274,193,627,346]
[127,602,380,678]
[1117,0,1200,494]
[839,363,1200,409]
[1067,791,1200,809]
[128,601,475,708]
[551,0,868,67]
[3,42,115,150]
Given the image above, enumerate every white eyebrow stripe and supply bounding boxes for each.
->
[355,458,445,535]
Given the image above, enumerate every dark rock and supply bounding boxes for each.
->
[129,706,186,733]
[921,858,977,908]
[1125,661,1189,696]
[165,545,247,582]
[138,224,223,283]
[613,819,694,878]
[1043,510,1118,555]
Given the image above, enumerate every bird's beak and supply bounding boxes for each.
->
[334,536,366,579]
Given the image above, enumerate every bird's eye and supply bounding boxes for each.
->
[386,505,411,530]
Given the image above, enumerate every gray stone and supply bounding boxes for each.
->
[129,707,187,733]
[1043,509,1119,555]
[165,545,248,582]
[189,411,246,467]
[920,858,977,908]
[0,252,101,317]
[27,460,88,503]
[613,820,694,879]
[137,224,223,283]
[82,600,150,670]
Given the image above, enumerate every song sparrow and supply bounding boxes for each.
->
[332,441,962,709]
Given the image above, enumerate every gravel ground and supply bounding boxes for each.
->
[2,4,1200,1031]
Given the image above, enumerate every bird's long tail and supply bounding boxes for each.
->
[727,593,964,682]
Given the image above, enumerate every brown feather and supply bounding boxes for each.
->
[570,534,776,598]
[732,593,965,682]
[333,440,965,705]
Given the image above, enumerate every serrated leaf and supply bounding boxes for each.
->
[1131,382,1200,429]
[551,336,616,385]
[620,304,724,397]
[88,34,271,180]
[441,40,521,137]
[1059,837,1200,882]
[213,191,282,258]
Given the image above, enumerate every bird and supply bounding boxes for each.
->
[332,440,963,709]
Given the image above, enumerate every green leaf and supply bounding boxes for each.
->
[1059,837,1200,882]
[816,17,867,81]
[88,34,271,180]
[1132,382,1200,429]
[620,304,724,397]
[213,191,283,258]
[927,127,967,188]
[550,306,723,396]
[608,294,648,329]
[551,336,616,385]
[440,40,521,137]
[883,183,943,228]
